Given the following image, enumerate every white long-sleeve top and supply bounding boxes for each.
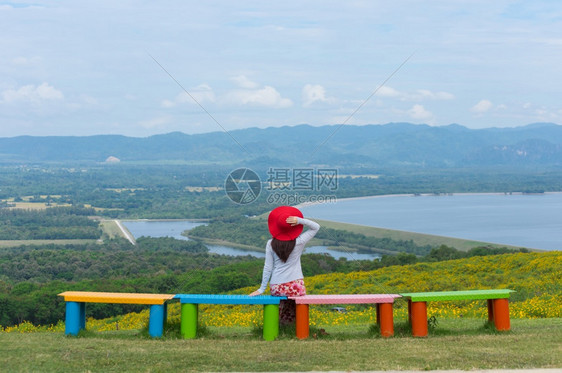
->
[257,217,320,294]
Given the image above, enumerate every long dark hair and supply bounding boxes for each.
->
[271,238,296,263]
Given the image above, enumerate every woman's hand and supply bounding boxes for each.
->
[286,216,299,226]
[249,290,261,296]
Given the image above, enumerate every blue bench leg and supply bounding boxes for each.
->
[148,304,166,338]
[79,302,86,329]
[65,301,85,336]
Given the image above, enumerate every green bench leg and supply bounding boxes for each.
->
[263,304,279,341]
[180,303,198,339]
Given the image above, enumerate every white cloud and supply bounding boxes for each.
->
[230,75,259,89]
[471,99,493,113]
[1,82,64,104]
[78,94,97,105]
[375,86,401,98]
[375,86,454,101]
[138,116,173,129]
[12,57,28,65]
[0,3,43,10]
[162,79,292,109]
[161,99,175,108]
[408,104,433,121]
[3,2,560,136]
[226,86,293,108]
[302,84,335,107]
[11,56,42,66]
[67,94,99,110]
[411,89,455,101]
[161,84,215,108]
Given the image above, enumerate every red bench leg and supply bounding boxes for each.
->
[410,301,428,337]
[492,298,510,331]
[295,304,309,339]
[378,303,394,337]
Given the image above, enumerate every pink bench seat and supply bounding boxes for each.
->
[289,294,401,339]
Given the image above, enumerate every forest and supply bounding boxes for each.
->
[0,235,526,327]
[0,207,100,239]
[0,162,550,329]
[1,165,560,219]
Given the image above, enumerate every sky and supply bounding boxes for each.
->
[1,1,562,137]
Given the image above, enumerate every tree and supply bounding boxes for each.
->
[426,245,465,261]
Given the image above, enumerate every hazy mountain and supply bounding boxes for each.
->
[1,122,561,168]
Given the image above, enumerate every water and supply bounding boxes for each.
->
[121,220,261,257]
[121,220,380,260]
[299,193,562,251]
[121,220,204,241]
[305,246,383,260]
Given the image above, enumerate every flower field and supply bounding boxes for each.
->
[2,251,560,333]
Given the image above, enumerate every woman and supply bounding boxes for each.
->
[249,205,320,324]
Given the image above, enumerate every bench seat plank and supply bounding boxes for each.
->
[400,289,514,302]
[289,294,401,304]
[174,294,286,305]
[59,291,175,305]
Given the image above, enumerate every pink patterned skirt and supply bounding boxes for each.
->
[270,279,306,324]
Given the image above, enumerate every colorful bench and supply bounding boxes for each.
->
[400,289,515,337]
[58,291,175,338]
[288,294,402,339]
[174,294,287,341]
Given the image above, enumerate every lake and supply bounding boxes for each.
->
[121,220,380,260]
[299,193,562,251]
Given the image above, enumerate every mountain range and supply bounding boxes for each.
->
[1,122,561,168]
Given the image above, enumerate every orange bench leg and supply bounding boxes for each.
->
[295,304,309,339]
[492,298,510,331]
[408,300,412,324]
[487,299,494,323]
[378,303,394,337]
[410,301,428,337]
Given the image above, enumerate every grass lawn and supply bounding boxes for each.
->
[4,201,72,210]
[100,220,125,240]
[189,236,265,252]
[1,318,560,372]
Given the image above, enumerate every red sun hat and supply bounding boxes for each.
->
[268,205,304,241]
